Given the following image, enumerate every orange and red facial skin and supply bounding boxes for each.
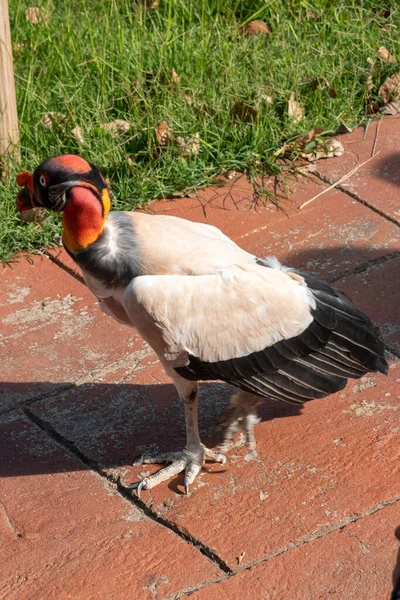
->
[16,154,111,254]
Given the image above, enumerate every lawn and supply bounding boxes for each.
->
[1,0,399,261]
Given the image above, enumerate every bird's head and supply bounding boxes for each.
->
[16,154,110,213]
[16,154,112,252]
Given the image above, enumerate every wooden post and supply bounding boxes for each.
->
[0,0,19,165]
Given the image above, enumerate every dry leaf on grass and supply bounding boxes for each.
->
[310,76,337,98]
[365,57,375,92]
[261,94,273,104]
[101,120,131,136]
[380,99,400,115]
[25,7,49,24]
[260,86,273,104]
[19,207,47,224]
[231,102,257,123]
[176,133,200,157]
[243,20,271,36]
[288,92,303,123]
[378,46,395,63]
[171,68,180,84]
[155,121,173,146]
[379,73,400,102]
[274,128,324,158]
[71,126,85,144]
[182,94,193,106]
[41,112,67,130]
[301,138,344,161]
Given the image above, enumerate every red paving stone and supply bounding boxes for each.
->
[29,357,400,572]
[0,412,220,600]
[189,502,400,600]
[238,190,400,279]
[315,116,400,223]
[0,255,150,411]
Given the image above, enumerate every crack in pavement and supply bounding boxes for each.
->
[22,406,232,577]
[314,170,400,229]
[325,250,400,284]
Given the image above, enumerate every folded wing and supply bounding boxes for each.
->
[124,262,388,405]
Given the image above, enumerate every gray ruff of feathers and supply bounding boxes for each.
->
[56,189,388,493]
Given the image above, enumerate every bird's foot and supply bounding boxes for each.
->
[218,392,262,460]
[127,445,226,495]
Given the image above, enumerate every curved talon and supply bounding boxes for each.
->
[204,448,226,464]
[126,477,149,497]
[128,445,226,494]
[132,454,144,466]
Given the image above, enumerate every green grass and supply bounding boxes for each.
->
[1,0,400,260]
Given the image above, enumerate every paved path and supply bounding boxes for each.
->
[1,117,400,599]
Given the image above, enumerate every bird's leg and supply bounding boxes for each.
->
[128,377,226,495]
[218,391,262,460]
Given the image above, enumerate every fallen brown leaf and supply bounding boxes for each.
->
[288,92,303,123]
[274,128,324,158]
[231,102,257,123]
[101,120,131,136]
[41,112,67,130]
[155,121,173,146]
[260,86,273,104]
[19,207,47,224]
[301,138,344,161]
[310,76,337,98]
[380,99,400,115]
[244,20,271,36]
[171,68,180,84]
[176,133,200,157]
[71,126,85,144]
[182,94,193,106]
[378,46,395,63]
[25,7,49,24]
[365,57,375,92]
[379,73,400,102]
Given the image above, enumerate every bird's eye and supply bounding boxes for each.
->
[39,175,47,187]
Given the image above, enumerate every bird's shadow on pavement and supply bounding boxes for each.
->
[0,380,301,479]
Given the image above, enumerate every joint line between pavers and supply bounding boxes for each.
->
[0,383,76,417]
[231,493,400,576]
[171,494,400,599]
[0,350,152,417]
[325,251,400,284]
[314,171,400,228]
[22,406,232,577]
